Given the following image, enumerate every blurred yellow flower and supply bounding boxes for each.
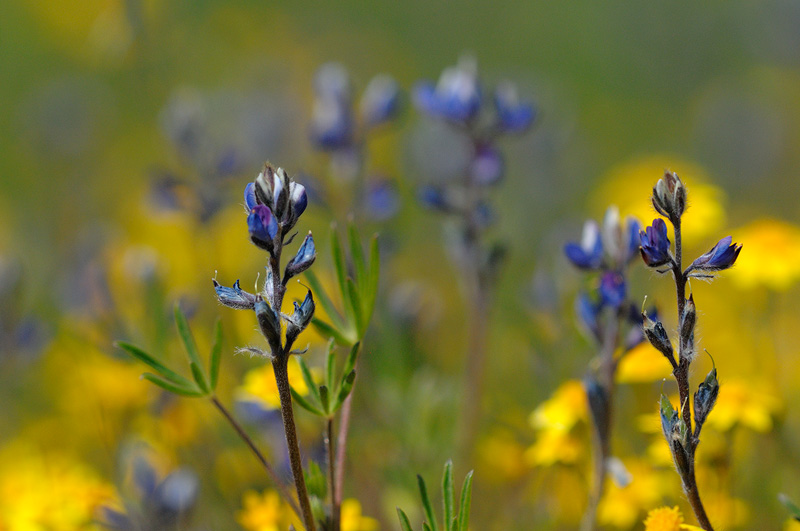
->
[237,357,314,409]
[785,518,800,531]
[478,429,529,482]
[705,378,782,433]
[598,459,674,529]
[341,499,380,531]
[0,442,114,531]
[526,380,588,466]
[643,506,703,531]
[593,155,726,243]
[236,489,301,531]
[617,343,673,383]
[727,218,800,291]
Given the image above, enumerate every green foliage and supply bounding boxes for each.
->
[116,305,223,398]
[397,461,474,531]
[305,223,379,347]
[290,339,361,418]
[779,493,800,522]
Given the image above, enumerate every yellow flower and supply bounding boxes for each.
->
[341,499,380,531]
[643,506,703,531]
[705,378,782,433]
[598,459,673,529]
[236,489,301,531]
[236,357,314,410]
[525,429,586,467]
[526,380,588,466]
[592,155,726,243]
[617,343,673,383]
[727,218,800,291]
[785,518,800,531]
[477,429,529,483]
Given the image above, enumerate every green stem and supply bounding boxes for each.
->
[326,417,340,531]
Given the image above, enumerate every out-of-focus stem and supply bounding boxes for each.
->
[334,380,355,520]
[325,417,340,531]
[274,355,317,531]
[210,396,301,518]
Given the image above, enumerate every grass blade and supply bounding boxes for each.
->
[209,319,223,391]
[116,341,193,387]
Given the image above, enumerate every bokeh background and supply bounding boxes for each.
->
[4,1,800,529]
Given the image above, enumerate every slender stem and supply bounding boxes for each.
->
[325,417,340,531]
[671,217,713,530]
[581,310,620,531]
[210,396,301,518]
[274,355,317,531]
[334,387,354,519]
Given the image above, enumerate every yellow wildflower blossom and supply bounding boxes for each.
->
[617,343,673,383]
[643,506,703,531]
[237,357,314,410]
[728,218,800,291]
[785,518,800,531]
[341,499,380,531]
[526,380,588,466]
[705,378,782,433]
[593,155,726,243]
[598,459,674,529]
[236,489,301,531]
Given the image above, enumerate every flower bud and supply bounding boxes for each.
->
[255,295,282,351]
[284,232,316,281]
[243,182,257,212]
[687,236,742,276]
[659,394,691,478]
[493,80,535,133]
[584,376,609,444]
[360,74,400,127]
[652,170,687,221]
[285,290,315,348]
[213,278,256,310]
[247,205,278,252]
[599,271,626,308]
[679,295,696,359]
[693,367,719,431]
[643,310,675,365]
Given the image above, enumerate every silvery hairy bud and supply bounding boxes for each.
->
[652,170,687,221]
[660,394,691,478]
[643,309,675,365]
[255,295,282,352]
[284,232,316,281]
[285,290,315,349]
[680,295,696,361]
[693,366,719,432]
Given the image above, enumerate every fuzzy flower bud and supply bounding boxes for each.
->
[693,367,719,431]
[212,278,256,310]
[247,205,278,252]
[643,310,675,365]
[640,218,672,268]
[285,290,315,348]
[652,170,687,221]
[687,236,742,276]
[679,295,696,360]
[255,295,282,351]
[284,232,316,281]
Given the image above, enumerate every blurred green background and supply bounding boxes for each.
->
[3,1,800,529]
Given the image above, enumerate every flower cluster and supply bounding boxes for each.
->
[640,170,742,531]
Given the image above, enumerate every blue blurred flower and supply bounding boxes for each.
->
[576,292,601,340]
[413,57,481,124]
[493,80,536,133]
[639,218,672,268]
[360,74,401,127]
[418,185,449,211]
[470,144,504,185]
[599,271,626,308]
[564,220,603,270]
[364,178,400,221]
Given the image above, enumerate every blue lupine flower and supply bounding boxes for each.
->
[470,144,504,185]
[285,232,316,280]
[360,74,400,127]
[493,80,536,133]
[247,204,278,249]
[286,290,315,346]
[365,179,400,221]
[625,217,642,263]
[310,96,354,150]
[599,271,626,308]
[564,220,604,270]
[418,185,449,211]
[213,278,256,310]
[413,57,481,123]
[289,181,308,218]
[576,292,601,340]
[688,236,742,273]
[639,218,672,268]
[243,181,257,212]
[313,62,351,102]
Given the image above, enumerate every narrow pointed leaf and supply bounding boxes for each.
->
[330,225,349,317]
[779,493,800,519]
[348,223,366,288]
[296,357,321,404]
[189,362,210,394]
[290,386,325,416]
[304,269,345,330]
[142,373,203,397]
[334,370,356,410]
[423,524,432,531]
[346,278,365,337]
[174,305,209,389]
[341,342,360,384]
[364,234,380,324]
[311,317,353,347]
[417,474,439,531]
[443,460,454,528]
[325,339,336,391]
[397,509,413,531]
[457,471,474,531]
[209,319,223,391]
[116,341,193,387]
[319,385,330,413]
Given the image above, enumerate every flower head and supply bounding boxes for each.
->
[643,506,703,531]
[564,219,603,270]
[413,56,481,124]
[360,74,401,127]
[640,218,672,268]
[493,80,536,133]
[688,235,742,275]
[652,170,687,221]
[599,271,626,308]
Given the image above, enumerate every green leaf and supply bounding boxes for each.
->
[346,278,364,338]
[305,460,328,500]
[396,508,413,531]
[310,318,353,347]
[325,339,336,391]
[340,342,360,387]
[779,493,800,519]
[115,341,193,388]
[442,460,454,529]
[319,385,330,413]
[347,223,366,288]
[209,319,223,391]
[296,357,321,405]
[189,362,210,394]
[417,474,438,531]
[364,234,380,325]
[173,305,209,390]
[142,373,203,397]
[334,370,356,411]
[457,471,474,531]
[423,524,432,531]
[304,269,344,330]
[290,386,325,416]
[330,225,349,318]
